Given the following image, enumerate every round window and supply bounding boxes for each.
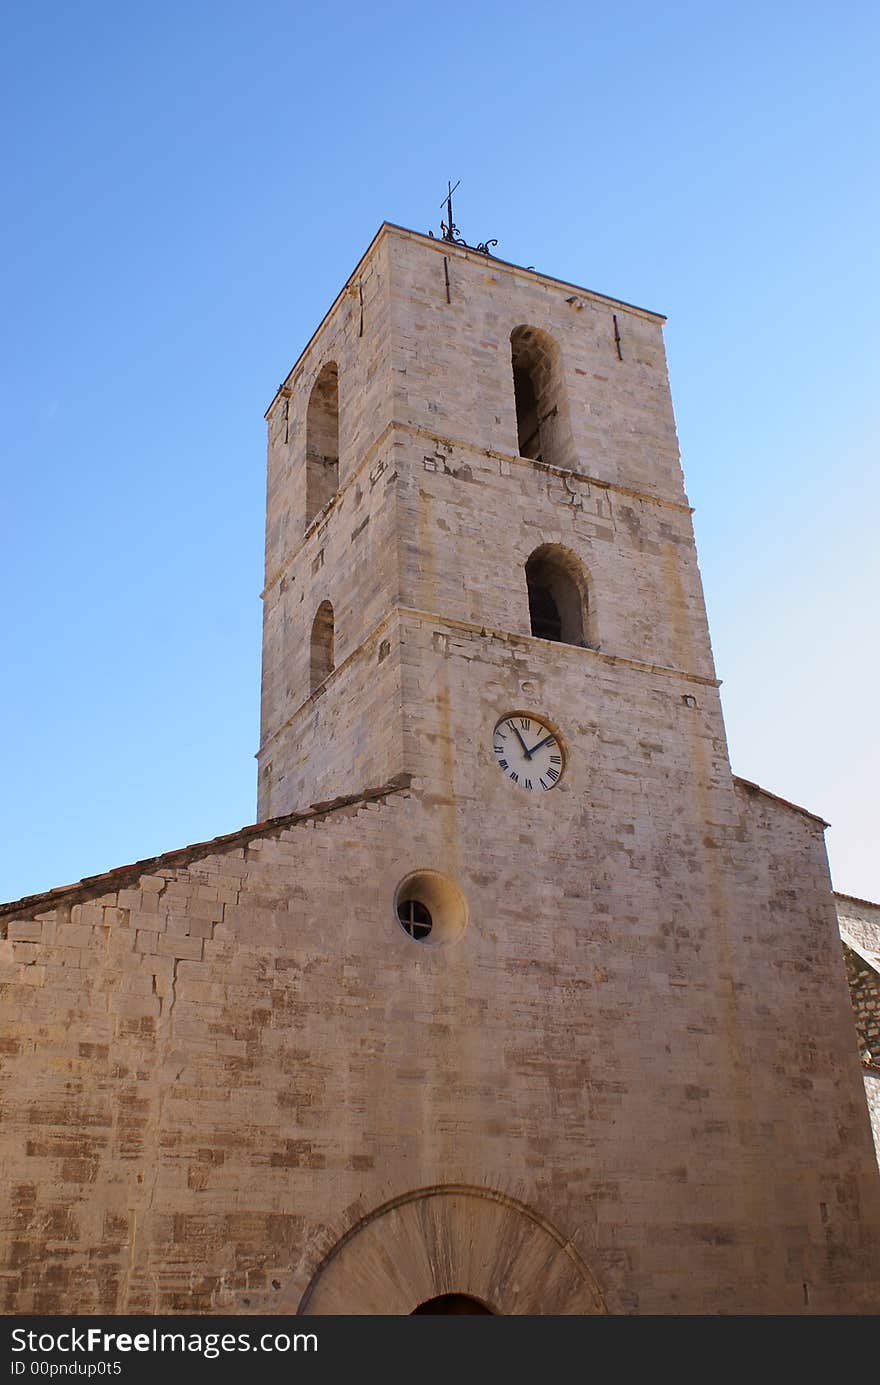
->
[397,898,433,941]
[394,871,468,947]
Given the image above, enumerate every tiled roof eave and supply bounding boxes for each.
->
[0,775,412,921]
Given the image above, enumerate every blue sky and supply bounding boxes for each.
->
[2,1,878,902]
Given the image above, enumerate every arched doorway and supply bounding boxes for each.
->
[412,1294,494,1315]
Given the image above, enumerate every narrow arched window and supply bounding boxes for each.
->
[310,600,334,693]
[510,326,566,468]
[525,545,594,648]
[305,362,339,526]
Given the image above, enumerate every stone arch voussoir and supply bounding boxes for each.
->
[298,1185,606,1315]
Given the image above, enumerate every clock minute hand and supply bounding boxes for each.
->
[510,724,533,760]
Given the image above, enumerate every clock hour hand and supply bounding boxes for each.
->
[509,724,533,760]
[529,733,556,755]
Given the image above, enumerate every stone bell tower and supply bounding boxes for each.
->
[253,222,880,1312]
[258,222,714,820]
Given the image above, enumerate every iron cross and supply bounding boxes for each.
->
[440,179,461,242]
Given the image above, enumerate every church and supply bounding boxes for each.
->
[2,221,879,1314]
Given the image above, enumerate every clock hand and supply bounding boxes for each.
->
[529,733,556,755]
[509,724,533,760]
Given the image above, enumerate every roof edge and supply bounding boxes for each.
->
[265,221,389,418]
[0,775,412,921]
[835,890,880,911]
[382,222,667,322]
[732,775,829,828]
[840,930,880,977]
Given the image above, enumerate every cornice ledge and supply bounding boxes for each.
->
[398,607,720,688]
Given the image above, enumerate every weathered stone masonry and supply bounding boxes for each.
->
[2,223,879,1314]
[835,893,880,1164]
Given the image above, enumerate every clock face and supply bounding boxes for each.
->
[492,713,564,792]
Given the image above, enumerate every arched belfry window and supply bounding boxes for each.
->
[525,545,594,648]
[305,362,339,527]
[510,326,566,469]
[310,600,334,693]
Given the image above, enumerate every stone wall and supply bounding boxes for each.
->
[836,893,880,1166]
[3,774,879,1312]
[865,1072,880,1169]
[843,948,880,1062]
[259,233,395,799]
[388,229,685,501]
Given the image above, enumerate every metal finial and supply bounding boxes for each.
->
[428,179,498,257]
[440,179,461,243]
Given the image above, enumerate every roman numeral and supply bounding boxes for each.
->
[520,718,531,731]
[524,779,532,790]
[546,767,559,782]
[510,771,519,783]
[498,759,509,770]
[496,729,507,739]
[549,754,561,764]
[539,778,549,790]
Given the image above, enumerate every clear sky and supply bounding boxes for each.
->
[2,2,878,904]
